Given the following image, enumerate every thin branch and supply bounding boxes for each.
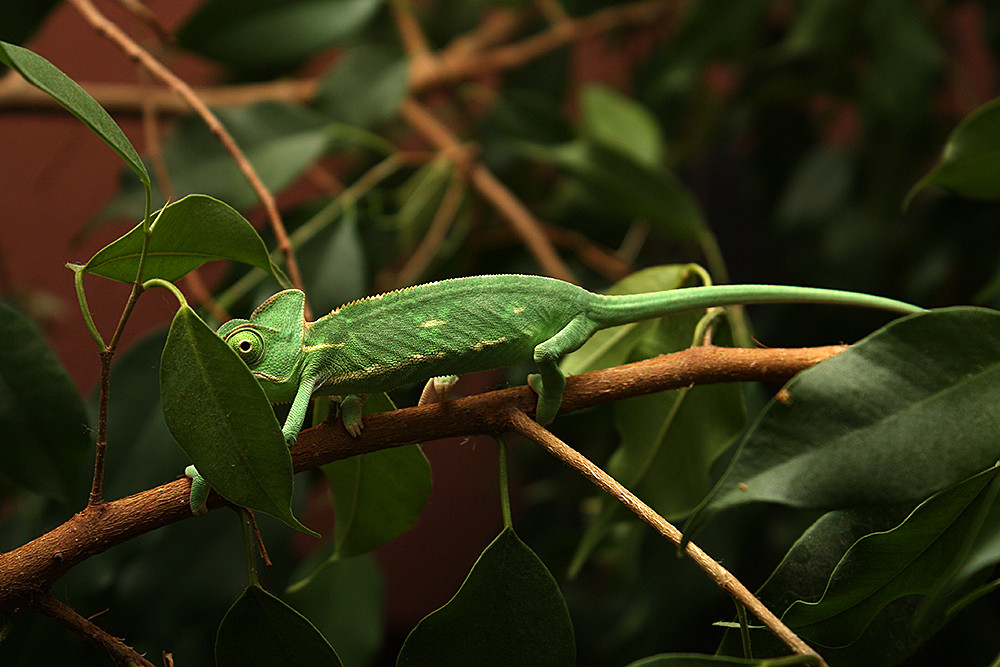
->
[32,592,156,667]
[507,408,827,665]
[400,98,576,282]
[0,344,846,613]
[66,0,309,312]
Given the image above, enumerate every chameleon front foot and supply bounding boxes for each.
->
[340,394,368,437]
[185,465,210,516]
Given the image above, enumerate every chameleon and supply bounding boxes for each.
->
[185,273,925,513]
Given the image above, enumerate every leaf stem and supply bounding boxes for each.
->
[496,436,513,529]
[239,508,260,587]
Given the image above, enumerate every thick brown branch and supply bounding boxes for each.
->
[0,345,845,613]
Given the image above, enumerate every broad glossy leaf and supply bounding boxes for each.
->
[905,95,1000,206]
[83,195,273,283]
[0,41,148,186]
[580,84,664,167]
[285,555,384,667]
[178,0,382,70]
[216,585,343,667]
[685,308,1000,540]
[626,655,818,666]
[323,394,432,558]
[317,42,408,128]
[99,103,332,223]
[397,528,575,666]
[783,465,1000,647]
[521,140,707,242]
[160,306,313,534]
[0,300,90,503]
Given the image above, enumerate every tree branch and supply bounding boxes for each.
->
[507,409,828,666]
[0,344,846,613]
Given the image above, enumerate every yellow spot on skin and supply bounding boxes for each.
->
[512,306,525,314]
[473,336,508,351]
[420,319,447,328]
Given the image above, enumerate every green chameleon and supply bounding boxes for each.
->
[185,274,925,513]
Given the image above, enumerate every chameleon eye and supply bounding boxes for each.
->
[226,329,264,366]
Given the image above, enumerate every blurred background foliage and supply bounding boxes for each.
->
[3,0,1000,665]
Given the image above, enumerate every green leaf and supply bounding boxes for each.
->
[322,394,432,558]
[0,41,148,187]
[317,42,409,128]
[216,585,343,667]
[520,140,707,242]
[393,157,455,247]
[160,306,313,534]
[285,555,384,667]
[98,103,333,224]
[564,266,744,574]
[580,84,665,167]
[82,194,274,284]
[626,654,819,666]
[685,307,1000,540]
[397,527,575,667]
[782,465,1000,647]
[905,95,1000,206]
[0,300,91,503]
[177,0,382,70]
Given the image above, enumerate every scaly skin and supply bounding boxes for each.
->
[186,274,925,514]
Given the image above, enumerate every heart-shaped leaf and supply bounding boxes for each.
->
[216,585,343,666]
[83,194,274,284]
[160,305,313,534]
[397,527,575,667]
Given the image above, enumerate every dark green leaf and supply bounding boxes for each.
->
[177,0,382,70]
[216,585,343,667]
[564,266,745,574]
[0,41,148,187]
[0,300,91,503]
[905,95,1000,206]
[783,466,1000,646]
[520,140,707,241]
[160,306,313,534]
[285,555,384,667]
[317,42,409,128]
[83,194,274,284]
[397,527,575,667]
[322,394,432,558]
[99,103,332,223]
[685,308,1000,540]
[580,84,664,167]
[393,157,454,247]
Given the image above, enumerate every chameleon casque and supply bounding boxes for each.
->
[185,274,925,513]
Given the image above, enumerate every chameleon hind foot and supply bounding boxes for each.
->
[185,465,210,516]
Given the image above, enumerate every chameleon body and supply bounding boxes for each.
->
[186,274,924,513]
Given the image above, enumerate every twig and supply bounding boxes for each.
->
[32,592,156,666]
[66,0,309,313]
[400,98,576,282]
[0,344,847,614]
[507,408,828,666]
[390,171,467,289]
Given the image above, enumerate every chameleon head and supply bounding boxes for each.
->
[216,289,308,404]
